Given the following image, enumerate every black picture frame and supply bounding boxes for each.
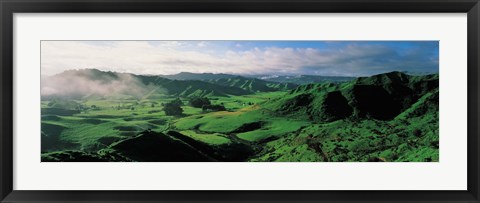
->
[1,0,479,202]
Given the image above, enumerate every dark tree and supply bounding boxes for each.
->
[171,98,184,106]
[189,97,211,108]
[163,101,183,116]
[202,104,226,112]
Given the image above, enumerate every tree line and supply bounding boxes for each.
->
[163,97,226,116]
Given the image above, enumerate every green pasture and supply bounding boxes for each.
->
[179,130,231,145]
[41,92,289,152]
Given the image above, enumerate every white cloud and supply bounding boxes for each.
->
[41,41,438,77]
[197,41,208,47]
[42,41,230,76]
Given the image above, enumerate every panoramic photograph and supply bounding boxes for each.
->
[40,40,439,162]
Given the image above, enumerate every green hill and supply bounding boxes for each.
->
[135,75,250,97]
[160,72,298,92]
[268,71,439,122]
[106,130,213,162]
[252,72,439,162]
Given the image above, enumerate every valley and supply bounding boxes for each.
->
[41,69,439,162]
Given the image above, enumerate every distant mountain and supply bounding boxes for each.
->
[252,75,355,85]
[207,76,298,92]
[160,72,298,92]
[160,72,237,81]
[400,71,439,76]
[266,71,439,122]
[161,71,356,91]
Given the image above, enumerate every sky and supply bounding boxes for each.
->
[41,40,439,77]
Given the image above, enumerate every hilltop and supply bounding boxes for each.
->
[266,71,439,122]
[159,72,299,92]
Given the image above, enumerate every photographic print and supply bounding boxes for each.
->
[40,41,439,162]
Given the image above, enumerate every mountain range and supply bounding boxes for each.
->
[160,72,355,85]
[43,69,362,99]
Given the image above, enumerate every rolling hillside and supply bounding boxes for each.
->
[161,72,298,92]
[251,71,439,162]
[267,71,439,122]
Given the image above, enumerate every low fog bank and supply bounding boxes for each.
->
[41,69,163,100]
